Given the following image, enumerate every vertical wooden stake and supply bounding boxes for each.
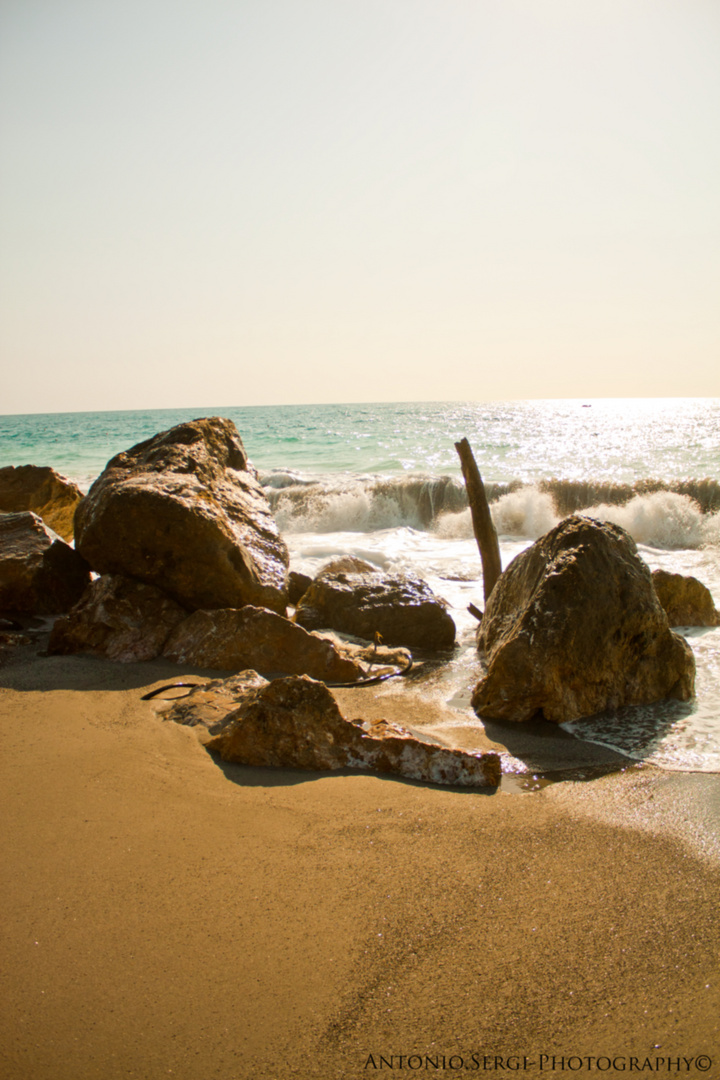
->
[455,437,502,603]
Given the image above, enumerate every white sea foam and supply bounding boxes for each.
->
[580,491,720,550]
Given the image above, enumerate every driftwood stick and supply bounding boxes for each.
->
[455,437,502,603]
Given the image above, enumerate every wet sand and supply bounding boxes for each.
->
[1,641,719,1079]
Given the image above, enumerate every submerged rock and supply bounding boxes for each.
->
[74,417,289,613]
[295,563,456,651]
[0,465,84,543]
[0,512,91,614]
[162,605,365,682]
[651,569,720,627]
[472,515,695,724]
[48,575,188,662]
[204,674,500,787]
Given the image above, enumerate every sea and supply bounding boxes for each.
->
[2,398,719,775]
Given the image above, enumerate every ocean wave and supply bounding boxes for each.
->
[265,473,720,549]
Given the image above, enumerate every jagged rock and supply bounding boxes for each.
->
[161,671,270,742]
[163,605,365,682]
[651,569,720,627]
[0,465,84,542]
[472,516,695,724]
[74,418,289,613]
[205,674,501,787]
[48,575,188,662]
[288,570,313,606]
[295,565,456,651]
[0,512,91,614]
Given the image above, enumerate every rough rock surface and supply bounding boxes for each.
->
[472,515,695,723]
[651,569,720,627]
[0,465,84,542]
[48,575,188,662]
[160,671,270,742]
[74,417,289,613]
[0,512,91,614]
[163,605,365,682]
[295,565,456,650]
[205,674,501,787]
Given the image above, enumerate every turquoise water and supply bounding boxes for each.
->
[1,398,719,489]
[1,398,719,773]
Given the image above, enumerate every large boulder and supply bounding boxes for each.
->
[162,605,365,682]
[651,569,719,627]
[0,512,91,614]
[205,674,501,787]
[294,563,456,651]
[0,465,84,543]
[48,575,188,662]
[74,418,289,613]
[471,516,695,724]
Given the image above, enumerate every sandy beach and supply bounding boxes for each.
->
[1,635,719,1080]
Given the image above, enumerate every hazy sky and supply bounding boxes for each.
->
[1,0,718,414]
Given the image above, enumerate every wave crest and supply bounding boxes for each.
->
[264,472,720,549]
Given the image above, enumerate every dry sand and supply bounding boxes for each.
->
[1,638,719,1080]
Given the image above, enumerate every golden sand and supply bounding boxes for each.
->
[1,647,718,1079]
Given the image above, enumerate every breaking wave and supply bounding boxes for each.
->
[262,471,720,551]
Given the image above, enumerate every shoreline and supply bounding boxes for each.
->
[1,643,719,1078]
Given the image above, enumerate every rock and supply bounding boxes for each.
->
[48,575,188,662]
[318,556,377,575]
[295,566,456,651]
[0,465,84,542]
[288,570,313,606]
[74,417,289,613]
[163,605,365,682]
[0,631,31,649]
[651,569,720,627]
[204,674,501,787]
[472,516,695,723]
[0,512,91,614]
[161,671,270,742]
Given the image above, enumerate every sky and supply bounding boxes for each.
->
[1,0,719,414]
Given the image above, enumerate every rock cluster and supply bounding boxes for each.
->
[295,559,456,651]
[472,516,695,723]
[194,673,500,787]
[7,421,457,685]
[0,465,83,542]
[0,512,90,614]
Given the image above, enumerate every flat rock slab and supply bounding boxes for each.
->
[161,670,270,741]
[472,515,696,724]
[0,465,83,542]
[295,564,456,651]
[0,511,91,614]
[202,674,500,787]
[74,417,289,613]
[163,605,365,682]
[48,574,188,662]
